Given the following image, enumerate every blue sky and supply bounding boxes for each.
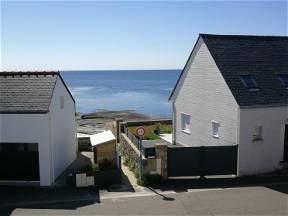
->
[1,1,287,71]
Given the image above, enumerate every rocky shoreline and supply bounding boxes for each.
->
[77,110,170,135]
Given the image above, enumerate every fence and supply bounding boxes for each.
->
[167,145,238,177]
[123,125,155,158]
[124,126,140,149]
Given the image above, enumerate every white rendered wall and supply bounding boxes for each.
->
[0,114,53,186]
[238,106,288,175]
[172,38,239,147]
[49,77,77,181]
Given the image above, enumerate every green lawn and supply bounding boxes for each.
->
[128,124,172,140]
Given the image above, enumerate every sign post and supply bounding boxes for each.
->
[135,126,145,180]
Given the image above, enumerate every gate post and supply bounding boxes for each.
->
[155,143,168,180]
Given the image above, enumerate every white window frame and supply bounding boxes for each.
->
[181,113,191,134]
[212,120,220,138]
[252,126,263,141]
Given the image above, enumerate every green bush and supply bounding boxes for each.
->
[81,162,100,172]
[98,159,116,171]
[91,163,100,172]
[80,159,116,173]
[137,174,163,186]
[137,178,145,186]
[133,168,140,179]
[123,157,130,166]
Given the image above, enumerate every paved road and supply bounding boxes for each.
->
[2,183,288,215]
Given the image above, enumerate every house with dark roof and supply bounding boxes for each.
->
[0,71,77,186]
[169,34,288,175]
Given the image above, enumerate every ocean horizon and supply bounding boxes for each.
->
[61,70,181,117]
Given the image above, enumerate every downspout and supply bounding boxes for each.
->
[48,112,55,185]
[172,102,176,145]
[74,101,78,157]
[236,107,240,176]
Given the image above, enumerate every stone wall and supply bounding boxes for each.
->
[120,133,148,173]
[119,132,170,177]
[117,119,170,179]
[155,143,168,179]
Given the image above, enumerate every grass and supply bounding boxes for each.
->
[128,124,172,140]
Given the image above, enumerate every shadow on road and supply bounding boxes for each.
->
[150,175,288,194]
[0,186,100,216]
[147,187,175,201]
[265,184,288,194]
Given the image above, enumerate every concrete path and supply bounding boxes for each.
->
[120,160,138,187]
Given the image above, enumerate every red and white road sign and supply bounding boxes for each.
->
[135,126,145,137]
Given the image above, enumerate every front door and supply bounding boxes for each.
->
[284,125,288,162]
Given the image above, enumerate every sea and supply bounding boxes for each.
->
[61,70,181,117]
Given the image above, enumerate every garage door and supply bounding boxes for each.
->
[0,143,40,181]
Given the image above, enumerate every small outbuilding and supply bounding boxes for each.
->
[90,130,116,164]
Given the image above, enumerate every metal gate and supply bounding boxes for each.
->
[167,145,237,177]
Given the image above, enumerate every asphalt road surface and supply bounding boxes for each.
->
[2,183,288,216]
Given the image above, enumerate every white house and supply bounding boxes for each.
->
[169,34,288,176]
[0,71,77,186]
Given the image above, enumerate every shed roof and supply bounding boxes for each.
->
[90,130,116,147]
[0,71,75,113]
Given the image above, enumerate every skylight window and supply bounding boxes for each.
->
[278,74,288,87]
[239,75,258,89]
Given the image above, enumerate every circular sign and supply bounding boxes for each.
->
[135,126,145,137]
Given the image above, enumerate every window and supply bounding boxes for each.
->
[212,121,220,138]
[60,96,64,109]
[278,74,288,87]
[252,126,263,141]
[240,75,258,89]
[181,113,191,133]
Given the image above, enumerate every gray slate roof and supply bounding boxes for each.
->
[200,34,288,107]
[0,72,58,113]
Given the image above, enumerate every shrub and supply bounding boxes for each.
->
[91,163,100,172]
[80,162,99,172]
[133,168,140,179]
[123,157,130,166]
[99,159,116,171]
[137,174,163,186]
[137,178,145,186]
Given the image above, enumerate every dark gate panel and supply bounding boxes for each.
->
[202,146,238,175]
[0,143,40,181]
[167,147,202,176]
[167,145,237,177]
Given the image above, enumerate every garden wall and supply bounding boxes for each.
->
[105,119,170,179]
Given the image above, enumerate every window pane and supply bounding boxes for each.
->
[181,113,190,132]
[240,75,258,89]
[212,121,220,137]
[278,74,288,87]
